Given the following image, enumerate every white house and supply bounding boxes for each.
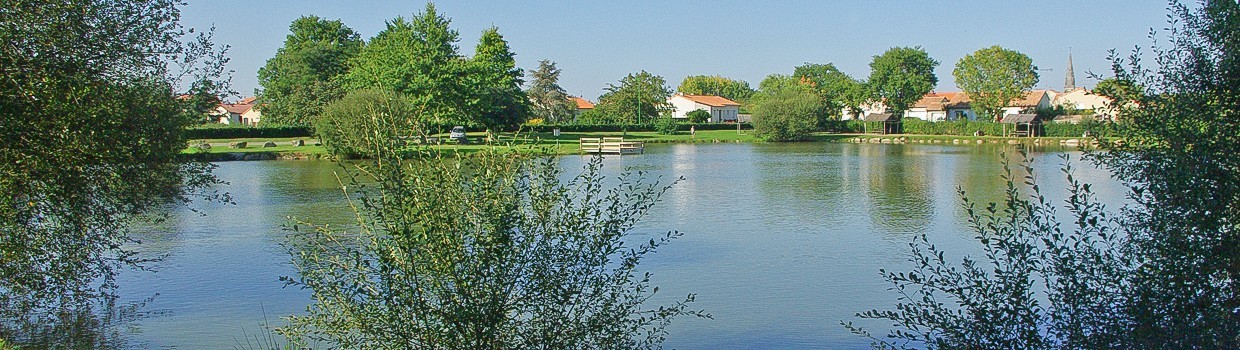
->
[667,93,741,122]
[1052,88,1116,119]
[1000,90,1053,117]
[212,97,262,126]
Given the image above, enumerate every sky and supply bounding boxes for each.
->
[180,1,1171,102]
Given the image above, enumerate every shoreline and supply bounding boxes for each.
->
[182,133,1101,162]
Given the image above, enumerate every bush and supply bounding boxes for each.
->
[655,117,679,135]
[184,124,312,139]
[314,88,421,158]
[279,150,703,348]
[686,109,711,123]
[749,79,821,141]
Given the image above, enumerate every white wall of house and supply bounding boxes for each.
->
[241,108,262,126]
[667,95,740,122]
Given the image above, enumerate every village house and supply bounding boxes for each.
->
[904,92,976,121]
[667,93,741,122]
[569,96,594,117]
[1052,88,1116,120]
[1000,90,1053,117]
[212,97,262,126]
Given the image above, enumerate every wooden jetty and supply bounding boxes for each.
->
[579,137,644,154]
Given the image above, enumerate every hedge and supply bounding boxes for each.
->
[185,125,312,139]
[820,119,1115,137]
[520,122,752,133]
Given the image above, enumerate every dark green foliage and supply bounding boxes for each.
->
[867,47,939,116]
[184,125,313,139]
[0,0,225,345]
[686,109,711,123]
[467,27,529,135]
[1091,0,1240,346]
[257,16,362,128]
[342,4,469,127]
[595,71,673,124]
[676,75,755,103]
[526,60,577,123]
[750,75,821,141]
[794,63,865,122]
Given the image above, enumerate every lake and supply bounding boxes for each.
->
[114,142,1127,349]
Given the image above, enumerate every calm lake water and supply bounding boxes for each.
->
[114,142,1127,349]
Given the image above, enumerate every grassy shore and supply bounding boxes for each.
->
[182,130,1094,161]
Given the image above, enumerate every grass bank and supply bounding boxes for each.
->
[181,130,1097,161]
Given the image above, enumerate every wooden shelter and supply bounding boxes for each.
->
[1001,113,1043,137]
[863,113,901,134]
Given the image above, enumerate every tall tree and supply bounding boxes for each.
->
[867,47,939,117]
[467,27,528,136]
[595,71,673,124]
[257,16,362,127]
[525,60,576,123]
[343,3,467,128]
[676,75,755,103]
[0,0,225,345]
[952,46,1039,121]
[793,63,864,121]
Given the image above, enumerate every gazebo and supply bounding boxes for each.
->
[1001,113,1043,137]
[863,113,901,134]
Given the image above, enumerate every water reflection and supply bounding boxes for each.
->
[109,144,1128,349]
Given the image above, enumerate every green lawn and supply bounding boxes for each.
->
[182,130,1090,159]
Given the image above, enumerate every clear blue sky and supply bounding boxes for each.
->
[180,0,1170,101]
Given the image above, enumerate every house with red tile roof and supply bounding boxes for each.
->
[211,97,263,126]
[667,93,741,122]
[568,96,594,117]
[904,92,976,121]
[1000,90,1053,117]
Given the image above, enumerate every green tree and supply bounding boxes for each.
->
[0,0,225,345]
[526,60,577,123]
[676,75,755,103]
[466,27,529,137]
[953,46,1039,121]
[343,3,467,129]
[257,16,362,127]
[850,1,1240,348]
[281,108,704,346]
[749,75,821,141]
[686,109,711,123]
[793,63,865,123]
[595,70,673,124]
[867,47,939,117]
[1095,0,1240,345]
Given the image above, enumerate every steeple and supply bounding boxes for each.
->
[1065,50,1076,91]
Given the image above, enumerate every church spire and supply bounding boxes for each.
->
[1065,49,1076,91]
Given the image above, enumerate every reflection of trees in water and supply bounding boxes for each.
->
[0,292,155,348]
[752,144,846,227]
[860,146,933,236]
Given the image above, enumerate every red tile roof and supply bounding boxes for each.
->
[1009,90,1049,107]
[676,94,741,107]
[220,97,257,114]
[569,96,594,109]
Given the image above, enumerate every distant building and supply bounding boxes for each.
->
[1000,90,1053,117]
[1052,88,1117,120]
[569,96,594,117]
[902,92,976,121]
[212,97,262,126]
[667,93,741,122]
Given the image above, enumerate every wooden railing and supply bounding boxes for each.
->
[579,137,644,154]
